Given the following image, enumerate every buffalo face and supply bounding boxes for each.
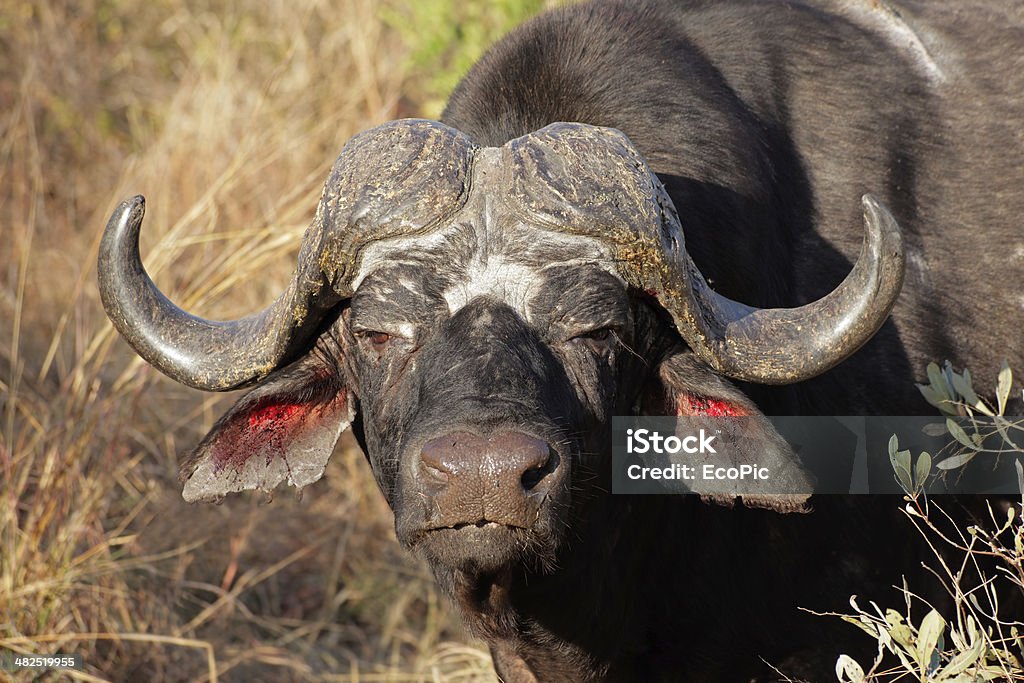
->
[346,257,643,575]
[97,119,904,587]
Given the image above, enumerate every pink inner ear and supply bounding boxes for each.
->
[677,394,747,417]
[212,399,313,473]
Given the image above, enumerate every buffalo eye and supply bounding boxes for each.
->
[580,328,610,342]
[568,327,616,353]
[356,329,394,356]
[368,331,391,347]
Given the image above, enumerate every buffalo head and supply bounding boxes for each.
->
[98,119,903,582]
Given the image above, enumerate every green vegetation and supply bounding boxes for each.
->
[381,0,559,118]
[832,364,1024,682]
[833,494,1023,681]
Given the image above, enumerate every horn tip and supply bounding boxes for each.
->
[117,194,146,218]
[860,193,904,258]
[860,194,899,235]
[104,194,147,242]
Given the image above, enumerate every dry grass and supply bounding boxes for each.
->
[0,0,543,679]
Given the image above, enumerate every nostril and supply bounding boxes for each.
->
[422,462,449,483]
[521,451,558,492]
[419,437,456,489]
[420,435,459,474]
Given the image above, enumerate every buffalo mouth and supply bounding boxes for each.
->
[411,518,560,576]
[446,520,516,530]
[424,515,535,532]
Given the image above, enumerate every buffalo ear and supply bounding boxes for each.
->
[641,351,813,513]
[179,352,355,503]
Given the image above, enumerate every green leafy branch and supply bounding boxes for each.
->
[830,362,1024,681]
[829,498,1024,682]
[890,362,1024,501]
[835,599,1018,682]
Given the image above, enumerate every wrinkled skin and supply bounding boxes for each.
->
[348,265,637,574]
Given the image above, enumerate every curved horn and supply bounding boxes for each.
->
[98,120,475,391]
[505,123,905,385]
[98,195,340,390]
[658,194,905,384]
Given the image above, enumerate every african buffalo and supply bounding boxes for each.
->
[98,0,1023,680]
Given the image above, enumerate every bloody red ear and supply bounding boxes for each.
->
[180,356,355,503]
[643,352,812,513]
[676,394,748,417]
[643,351,758,418]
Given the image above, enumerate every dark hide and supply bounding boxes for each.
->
[177,1,1023,681]
[443,0,1024,414]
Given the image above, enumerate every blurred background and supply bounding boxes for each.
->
[0,1,562,679]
